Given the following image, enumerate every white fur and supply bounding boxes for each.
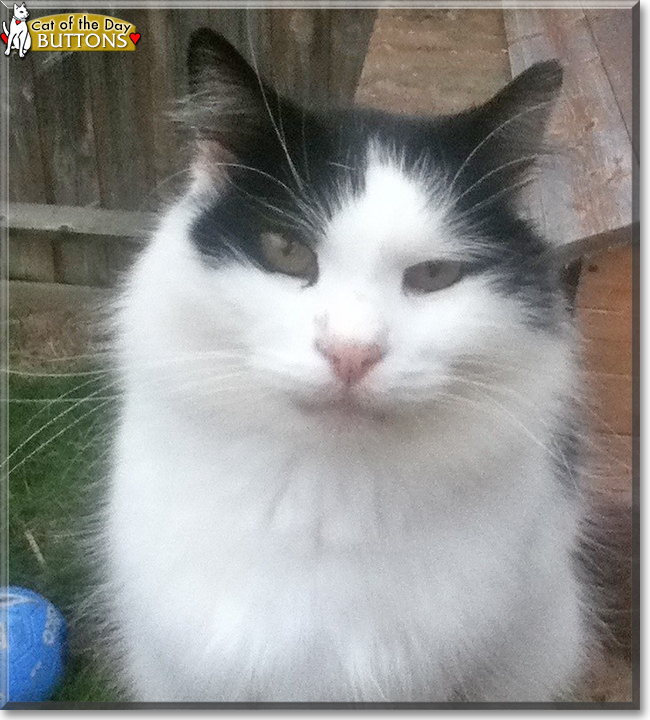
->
[3,3,31,58]
[107,150,588,701]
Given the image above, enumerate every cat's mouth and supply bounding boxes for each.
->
[296,388,389,424]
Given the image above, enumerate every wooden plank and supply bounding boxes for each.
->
[9,228,139,287]
[28,7,100,207]
[576,243,634,455]
[256,10,331,107]
[54,238,112,287]
[582,339,632,378]
[8,236,55,283]
[503,8,634,247]
[326,11,378,105]
[584,9,633,145]
[6,203,154,239]
[240,10,376,109]
[6,204,150,288]
[578,245,633,312]
[356,9,511,114]
[83,9,157,211]
[580,309,631,345]
[7,54,49,204]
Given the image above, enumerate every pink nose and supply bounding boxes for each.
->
[317,342,384,386]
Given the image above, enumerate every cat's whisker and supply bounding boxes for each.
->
[443,380,579,483]
[446,99,554,199]
[434,388,572,471]
[450,155,540,207]
[6,397,121,403]
[137,168,192,212]
[9,373,118,441]
[244,13,306,197]
[301,104,311,185]
[59,418,118,484]
[7,368,114,378]
[7,398,114,477]
[449,177,533,225]
[4,379,123,468]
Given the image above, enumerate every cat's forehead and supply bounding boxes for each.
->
[320,145,463,266]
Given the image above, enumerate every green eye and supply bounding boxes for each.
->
[259,232,318,282]
[403,261,464,294]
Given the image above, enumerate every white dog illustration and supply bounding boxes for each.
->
[4,3,31,58]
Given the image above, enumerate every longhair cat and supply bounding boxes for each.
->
[106,28,592,702]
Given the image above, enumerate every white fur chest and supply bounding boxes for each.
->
[107,391,574,701]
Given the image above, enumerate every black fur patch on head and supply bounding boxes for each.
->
[186,29,565,328]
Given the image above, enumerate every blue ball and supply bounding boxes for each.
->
[1,587,68,704]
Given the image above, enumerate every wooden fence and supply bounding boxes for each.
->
[8,8,376,210]
[7,8,376,286]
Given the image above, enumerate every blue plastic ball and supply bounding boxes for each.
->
[1,587,68,704]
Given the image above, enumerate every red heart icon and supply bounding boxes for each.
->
[1,33,7,45]
[130,32,140,45]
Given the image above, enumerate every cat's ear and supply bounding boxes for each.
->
[182,28,272,157]
[466,60,563,172]
[450,61,562,204]
[187,28,260,98]
[480,60,562,142]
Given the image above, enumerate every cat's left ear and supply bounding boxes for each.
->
[468,60,563,167]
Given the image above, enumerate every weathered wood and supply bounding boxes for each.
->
[503,7,634,247]
[257,9,377,109]
[577,245,633,492]
[6,203,155,239]
[356,9,511,114]
[8,9,376,214]
[7,204,151,287]
[8,237,55,283]
[326,11,378,106]
[27,7,100,207]
[7,53,49,204]
[584,9,633,146]
[83,17,154,211]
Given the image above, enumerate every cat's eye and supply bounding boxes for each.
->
[259,232,318,283]
[403,261,464,294]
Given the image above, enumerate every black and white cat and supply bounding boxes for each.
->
[106,28,590,702]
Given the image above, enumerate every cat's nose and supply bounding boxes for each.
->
[316,341,385,386]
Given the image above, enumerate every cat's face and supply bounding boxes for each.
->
[14,3,29,20]
[147,31,571,420]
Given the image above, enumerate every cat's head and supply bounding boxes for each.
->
[139,29,573,423]
[14,3,29,20]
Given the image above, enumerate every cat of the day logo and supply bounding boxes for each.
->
[2,5,140,56]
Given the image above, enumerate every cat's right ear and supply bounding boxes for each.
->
[183,28,271,158]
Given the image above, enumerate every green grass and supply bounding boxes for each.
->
[8,372,119,702]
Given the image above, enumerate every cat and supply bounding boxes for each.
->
[105,27,592,702]
[3,3,31,58]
